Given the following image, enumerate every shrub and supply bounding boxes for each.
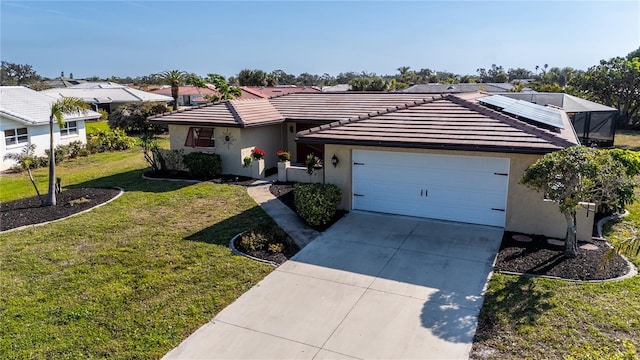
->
[305,154,322,175]
[182,152,222,180]
[294,183,341,226]
[238,222,294,254]
[87,129,137,153]
[243,156,252,167]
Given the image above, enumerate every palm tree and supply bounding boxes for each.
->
[47,98,89,206]
[206,74,242,102]
[157,70,187,110]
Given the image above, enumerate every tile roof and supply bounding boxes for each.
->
[148,98,283,128]
[1,86,101,125]
[150,85,217,97]
[269,92,435,122]
[42,84,172,104]
[239,86,321,99]
[403,83,535,93]
[150,91,580,153]
[295,93,579,154]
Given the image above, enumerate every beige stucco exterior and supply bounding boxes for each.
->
[168,124,284,177]
[323,144,594,241]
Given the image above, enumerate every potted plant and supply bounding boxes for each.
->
[251,148,266,160]
[276,150,291,182]
[276,150,290,162]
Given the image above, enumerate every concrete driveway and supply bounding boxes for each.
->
[164,212,504,359]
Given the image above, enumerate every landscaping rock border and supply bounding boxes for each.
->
[228,232,279,267]
[496,212,637,283]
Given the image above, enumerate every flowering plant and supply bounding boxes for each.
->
[251,148,266,160]
[276,150,290,162]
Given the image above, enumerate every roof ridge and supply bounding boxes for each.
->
[445,94,576,148]
[296,95,444,136]
[226,100,245,126]
[122,87,144,101]
[240,86,268,98]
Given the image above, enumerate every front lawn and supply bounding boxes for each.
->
[471,133,640,359]
[0,149,274,358]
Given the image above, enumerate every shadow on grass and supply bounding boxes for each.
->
[183,206,272,247]
[473,276,555,342]
[67,168,195,193]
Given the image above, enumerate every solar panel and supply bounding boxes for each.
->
[478,95,565,129]
[477,95,517,109]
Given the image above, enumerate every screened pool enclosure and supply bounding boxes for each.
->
[501,93,618,147]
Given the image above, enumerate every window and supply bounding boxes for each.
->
[4,128,28,146]
[184,127,215,148]
[60,121,78,136]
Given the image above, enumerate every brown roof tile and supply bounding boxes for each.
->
[228,99,283,126]
[296,94,579,154]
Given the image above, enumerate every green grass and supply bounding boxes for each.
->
[85,120,110,133]
[472,131,640,359]
[0,150,274,358]
[614,129,640,151]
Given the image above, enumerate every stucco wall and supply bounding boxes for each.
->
[168,124,283,177]
[324,144,594,241]
[1,116,86,171]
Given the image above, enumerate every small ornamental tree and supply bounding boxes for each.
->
[521,146,638,258]
[47,97,89,206]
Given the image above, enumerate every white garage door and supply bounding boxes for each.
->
[352,150,510,227]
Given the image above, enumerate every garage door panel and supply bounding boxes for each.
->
[352,150,509,227]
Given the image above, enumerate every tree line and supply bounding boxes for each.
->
[1,47,638,125]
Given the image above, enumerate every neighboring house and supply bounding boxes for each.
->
[403,83,535,93]
[239,86,321,99]
[150,85,218,107]
[42,76,88,88]
[150,91,597,241]
[0,86,101,171]
[42,82,172,113]
[321,84,352,92]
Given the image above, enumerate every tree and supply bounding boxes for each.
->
[3,144,43,203]
[108,102,168,133]
[156,70,188,109]
[521,146,637,257]
[47,98,89,206]
[237,69,267,86]
[628,47,640,60]
[205,74,242,101]
[1,61,42,86]
[477,64,508,83]
[567,56,640,126]
[508,67,533,81]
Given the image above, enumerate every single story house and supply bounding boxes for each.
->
[0,86,101,171]
[403,83,535,93]
[239,85,321,99]
[150,85,218,107]
[42,82,172,113]
[149,91,597,241]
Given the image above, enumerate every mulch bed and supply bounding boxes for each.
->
[233,236,300,265]
[495,231,630,281]
[1,188,121,231]
[144,170,257,186]
[270,182,347,232]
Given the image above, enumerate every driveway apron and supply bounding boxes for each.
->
[164,211,504,359]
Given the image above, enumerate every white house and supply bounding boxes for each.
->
[0,86,102,171]
[42,82,172,113]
